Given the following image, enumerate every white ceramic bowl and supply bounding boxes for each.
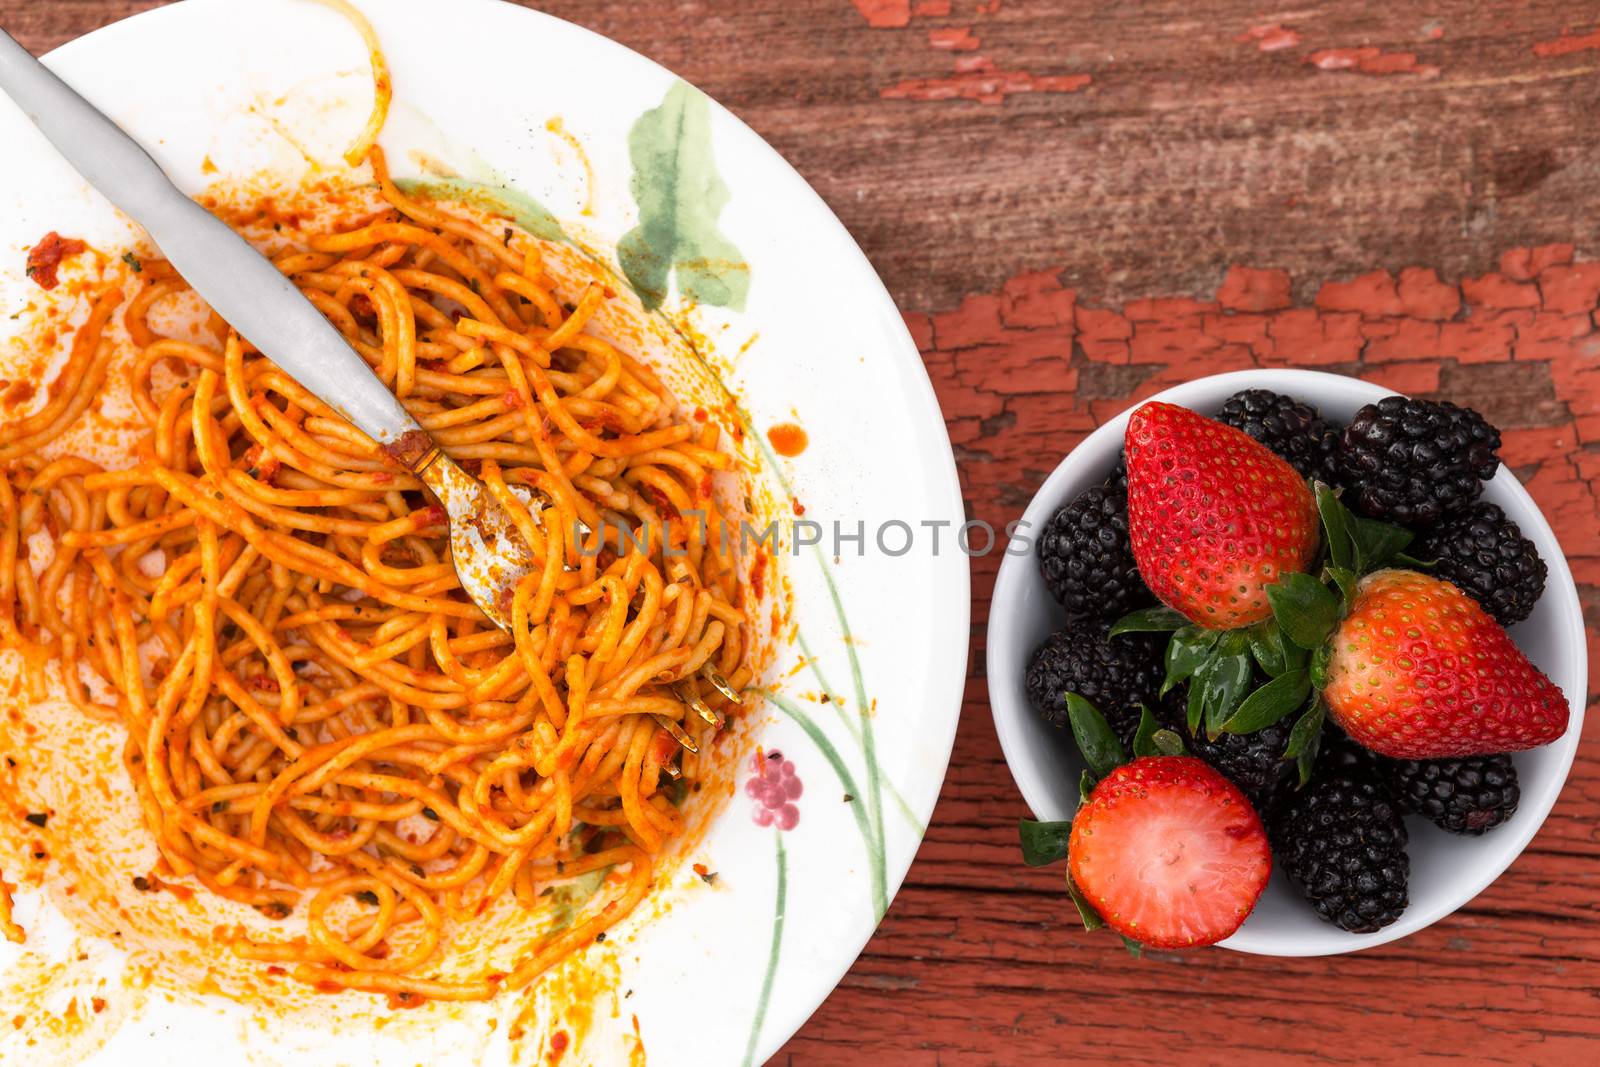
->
[988,368,1587,955]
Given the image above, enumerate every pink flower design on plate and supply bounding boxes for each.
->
[744,749,803,831]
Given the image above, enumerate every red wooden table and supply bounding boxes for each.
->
[10,3,1600,1064]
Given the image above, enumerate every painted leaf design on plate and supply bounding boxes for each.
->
[544,867,608,932]
[619,81,750,311]
[394,176,568,243]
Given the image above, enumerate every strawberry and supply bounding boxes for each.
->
[1125,401,1318,629]
[1068,756,1271,948]
[1323,569,1569,759]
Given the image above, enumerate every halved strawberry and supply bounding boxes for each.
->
[1324,569,1569,758]
[1068,756,1271,948]
[1125,401,1318,629]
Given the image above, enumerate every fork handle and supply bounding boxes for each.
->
[0,27,434,468]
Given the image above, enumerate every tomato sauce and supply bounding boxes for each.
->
[765,422,808,457]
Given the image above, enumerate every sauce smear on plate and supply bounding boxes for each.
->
[766,422,808,456]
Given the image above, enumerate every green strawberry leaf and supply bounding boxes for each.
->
[1309,641,1333,690]
[1247,617,1288,677]
[1349,514,1413,574]
[1395,550,1432,569]
[1267,573,1341,650]
[1221,669,1311,734]
[618,82,750,312]
[1120,935,1145,957]
[1325,564,1359,605]
[1079,769,1097,805]
[1202,646,1254,739]
[1110,604,1189,636]
[1162,626,1219,694]
[1218,629,1252,658]
[1132,705,1161,758]
[1285,695,1326,787]
[1186,663,1209,735]
[1065,874,1106,932]
[1314,481,1413,574]
[1283,695,1324,758]
[1019,818,1073,867]
[1314,482,1354,572]
[1065,692,1126,779]
[1152,729,1187,756]
[1297,745,1319,788]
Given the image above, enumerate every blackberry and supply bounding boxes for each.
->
[1036,485,1152,621]
[1155,690,1295,814]
[1024,620,1162,751]
[1337,396,1501,526]
[1386,753,1520,835]
[1103,454,1128,496]
[1411,502,1546,626]
[1317,723,1381,776]
[1271,764,1409,933]
[1215,389,1342,486]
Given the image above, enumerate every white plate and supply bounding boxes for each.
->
[988,368,1587,955]
[0,1,968,1062]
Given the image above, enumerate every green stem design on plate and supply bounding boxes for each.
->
[739,418,922,911]
[741,831,787,1067]
[761,689,880,915]
[792,630,860,744]
[806,541,886,904]
[792,631,922,835]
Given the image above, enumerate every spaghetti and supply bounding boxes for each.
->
[0,869,20,944]
[0,151,751,998]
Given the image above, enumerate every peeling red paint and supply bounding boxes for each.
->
[1462,272,1541,310]
[1075,305,1131,363]
[882,55,1091,104]
[1216,266,1292,312]
[850,0,910,29]
[1541,263,1600,314]
[1533,26,1600,57]
[1308,47,1440,78]
[929,27,980,52]
[856,0,1065,104]
[919,252,1600,449]
[1500,243,1574,282]
[997,270,1077,328]
[1315,270,1404,316]
[1238,23,1302,52]
[1396,267,1461,321]
[1124,296,1218,321]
